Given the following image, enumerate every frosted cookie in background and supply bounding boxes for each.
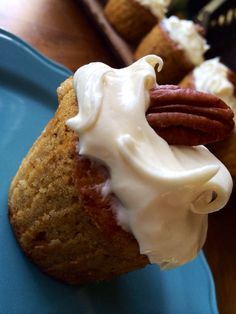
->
[135,16,209,84]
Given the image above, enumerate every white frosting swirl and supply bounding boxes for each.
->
[161,16,209,65]
[135,0,170,19]
[67,55,232,269]
[193,58,236,113]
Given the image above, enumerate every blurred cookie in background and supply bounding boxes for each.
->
[104,0,171,43]
[134,16,209,84]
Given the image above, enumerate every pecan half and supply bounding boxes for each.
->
[146,85,235,146]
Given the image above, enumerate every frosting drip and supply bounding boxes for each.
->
[162,16,209,66]
[193,58,236,114]
[67,55,232,269]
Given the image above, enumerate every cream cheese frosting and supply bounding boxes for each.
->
[193,58,236,114]
[161,16,209,66]
[135,0,170,19]
[66,55,232,269]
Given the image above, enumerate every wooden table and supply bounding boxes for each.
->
[1,0,236,313]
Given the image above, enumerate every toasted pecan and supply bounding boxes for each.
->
[146,85,235,146]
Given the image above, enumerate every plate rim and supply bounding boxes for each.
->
[0,27,72,77]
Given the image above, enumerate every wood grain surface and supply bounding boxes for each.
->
[0,0,116,71]
[1,0,236,313]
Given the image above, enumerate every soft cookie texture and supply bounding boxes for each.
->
[8,77,148,285]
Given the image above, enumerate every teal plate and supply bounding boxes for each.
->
[0,28,218,314]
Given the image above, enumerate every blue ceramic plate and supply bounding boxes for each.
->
[0,28,218,314]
